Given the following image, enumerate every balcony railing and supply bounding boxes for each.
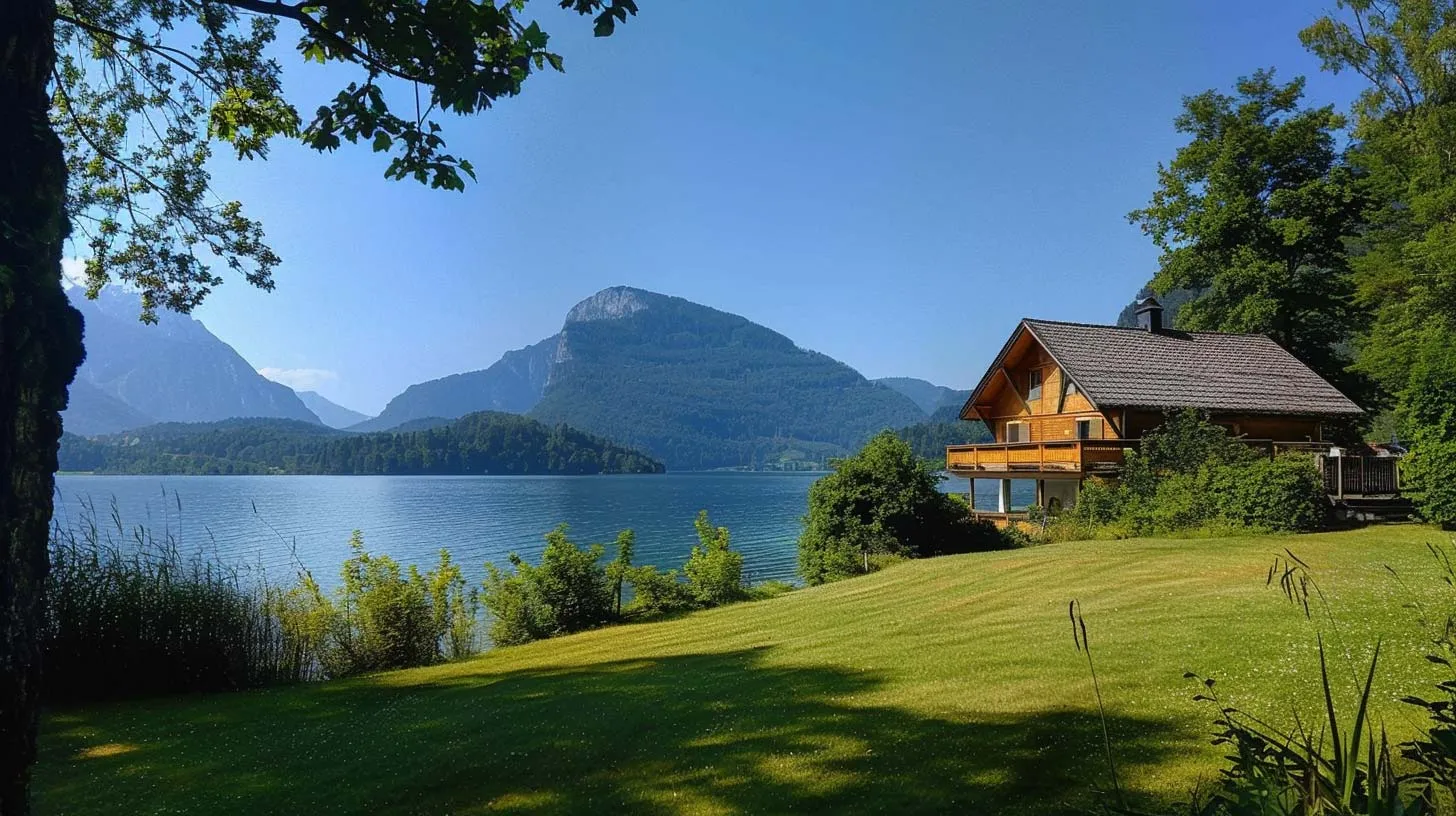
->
[944,440,1126,474]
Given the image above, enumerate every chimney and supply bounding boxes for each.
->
[1135,296,1164,333]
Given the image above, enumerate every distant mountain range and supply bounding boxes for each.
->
[356,287,928,469]
[874,377,969,417]
[62,284,981,471]
[62,288,321,434]
[297,391,369,429]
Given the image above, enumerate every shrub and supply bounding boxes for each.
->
[798,431,996,585]
[482,524,617,646]
[480,565,554,646]
[274,532,480,676]
[1072,477,1129,525]
[745,580,796,601]
[1405,439,1456,528]
[684,510,745,606]
[623,565,698,617]
[1206,453,1327,532]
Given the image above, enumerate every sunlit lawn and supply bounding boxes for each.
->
[35,525,1455,814]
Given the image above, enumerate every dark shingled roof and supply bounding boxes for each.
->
[1019,319,1363,416]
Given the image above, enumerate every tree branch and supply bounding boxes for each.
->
[215,0,429,83]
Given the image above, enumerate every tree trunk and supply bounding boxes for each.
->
[0,1,85,813]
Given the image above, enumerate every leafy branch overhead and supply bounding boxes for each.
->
[51,0,638,319]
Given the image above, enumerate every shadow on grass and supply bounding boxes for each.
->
[38,648,1191,814]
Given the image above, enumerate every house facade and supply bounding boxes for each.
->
[948,298,1372,523]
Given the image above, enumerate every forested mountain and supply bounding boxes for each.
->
[58,413,662,475]
[296,391,369,429]
[1114,284,1204,328]
[874,378,968,416]
[62,288,320,434]
[526,288,925,470]
[353,336,557,432]
[896,418,991,465]
[364,287,925,469]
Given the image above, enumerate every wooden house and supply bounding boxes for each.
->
[947,298,1390,523]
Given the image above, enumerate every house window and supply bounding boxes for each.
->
[1028,369,1043,401]
[1076,418,1102,440]
[1059,378,1079,412]
[1006,421,1029,443]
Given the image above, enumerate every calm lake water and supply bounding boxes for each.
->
[52,473,1033,587]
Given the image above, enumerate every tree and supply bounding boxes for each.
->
[797,431,1001,586]
[1127,70,1374,405]
[1299,0,1456,519]
[1,1,638,810]
[1300,1,1456,400]
[683,510,744,606]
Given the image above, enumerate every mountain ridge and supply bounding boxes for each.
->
[362,286,925,469]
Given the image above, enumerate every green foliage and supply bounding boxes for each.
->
[1398,340,1456,527]
[797,431,1005,585]
[273,532,479,677]
[1301,0,1456,408]
[606,530,635,617]
[1128,69,1374,405]
[623,565,698,617]
[684,511,745,606]
[894,419,992,466]
[58,412,664,475]
[1071,413,1327,536]
[1206,454,1329,532]
[43,495,310,702]
[49,0,638,316]
[482,525,616,646]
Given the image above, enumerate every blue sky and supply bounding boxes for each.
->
[159,0,1366,414]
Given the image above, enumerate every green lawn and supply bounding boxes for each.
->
[35,525,1456,814]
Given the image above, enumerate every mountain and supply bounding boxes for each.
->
[60,380,157,437]
[62,288,320,434]
[296,391,370,429]
[365,287,926,470]
[874,377,968,416]
[527,288,924,470]
[58,413,663,476]
[352,336,556,432]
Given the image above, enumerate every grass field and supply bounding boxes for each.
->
[34,525,1456,814]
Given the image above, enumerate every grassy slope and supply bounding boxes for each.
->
[36,526,1454,815]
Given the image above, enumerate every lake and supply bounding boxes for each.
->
[51,473,1034,587]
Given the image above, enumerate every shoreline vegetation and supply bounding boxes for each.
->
[57,412,664,476]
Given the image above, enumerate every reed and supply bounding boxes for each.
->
[44,491,315,703]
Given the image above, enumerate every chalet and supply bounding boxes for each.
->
[947,298,1396,523]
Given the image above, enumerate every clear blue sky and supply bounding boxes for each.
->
[168,0,1367,414]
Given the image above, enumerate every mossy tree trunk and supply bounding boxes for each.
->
[0,1,85,812]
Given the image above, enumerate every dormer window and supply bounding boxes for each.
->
[1028,369,1043,401]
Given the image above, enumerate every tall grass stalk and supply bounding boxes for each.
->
[44,492,318,703]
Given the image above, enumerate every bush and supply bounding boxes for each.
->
[273,532,480,677]
[623,565,698,617]
[1072,477,1128,525]
[1206,453,1327,532]
[684,510,746,606]
[798,431,1000,585]
[1402,341,1456,527]
[482,524,617,646]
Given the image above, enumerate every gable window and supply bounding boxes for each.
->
[1028,369,1043,401]
[1075,418,1102,440]
[1058,378,1079,412]
[1006,421,1029,443]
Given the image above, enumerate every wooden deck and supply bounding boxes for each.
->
[945,440,1126,475]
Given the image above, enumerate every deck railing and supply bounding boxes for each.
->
[944,440,1125,474]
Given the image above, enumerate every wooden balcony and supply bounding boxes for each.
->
[945,440,1127,475]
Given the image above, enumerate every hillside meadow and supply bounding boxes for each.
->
[35,525,1454,814]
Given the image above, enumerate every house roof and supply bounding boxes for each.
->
[963,319,1363,419]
